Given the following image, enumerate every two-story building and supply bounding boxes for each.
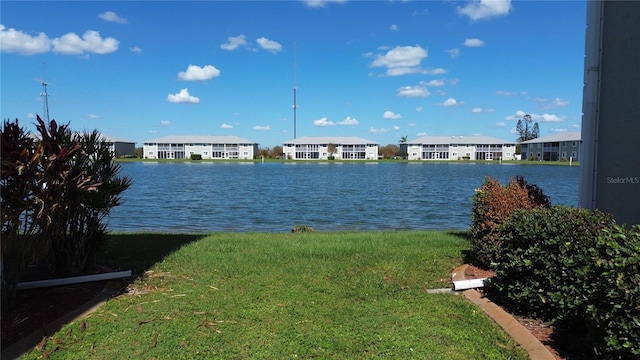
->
[282,136,379,160]
[143,135,258,159]
[400,135,516,161]
[520,131,581,161]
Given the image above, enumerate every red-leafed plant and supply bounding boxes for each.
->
[468,176,551,268]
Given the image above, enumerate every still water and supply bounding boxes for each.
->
[107,162,580,233]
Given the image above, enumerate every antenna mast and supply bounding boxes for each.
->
[40,64,50,122]
[292,42,297,139]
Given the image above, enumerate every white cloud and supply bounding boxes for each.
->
[445,48,460,58]
[178,64,221,81]
[496,90,522,96]
[505,110,565,122]
[370,45,428,76]
[496,121,506,127]
[160,120,171,125]
[302,0,346,8]
[425,68,448,75]
[392,125,400,131]
[52,30,119,55]
[221,123,233,129]
[417,132,428,137]
[167,88,200,104]
[539,113,565,122]
[471,107,495,113]
[0,25,51,55]
[538,97,570,110]
[396,85,430,98]
[87,114,100,119]
[130,46,142,54]
[370,127,391,134]
[390,24,399,31]
[253,125,271,131]
[421,79,445,87]
[338,116,359,125]
[221,34,248,51]
[457,0,512,21]
[314,117,335,126]
[442,98,458,107]
[416,106,423,112]
[256,37,282,53]
[383,110,402,120]
[464,38,485,47]
[98,11,127,24]
[1,25,118,56]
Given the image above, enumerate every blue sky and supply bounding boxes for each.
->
[1,0,586,148]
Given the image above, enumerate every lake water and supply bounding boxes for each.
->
[107,162,580,233]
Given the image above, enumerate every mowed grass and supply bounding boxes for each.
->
[23,231,527,359]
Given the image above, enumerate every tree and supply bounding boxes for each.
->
[379,144,399,159]
[515,114,539,142]
[327,143,336,159]
[271,146,283,159]
[398,136,408,159]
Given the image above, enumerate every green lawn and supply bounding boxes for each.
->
[22,231,527,359]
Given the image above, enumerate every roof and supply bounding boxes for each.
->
[406,135,515,145]
[101,134,135,144]
[282,136,379,145]
[144,135,257,145]
[520,131,581,144]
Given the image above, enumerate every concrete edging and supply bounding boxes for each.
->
[452,264,555,360]
[1,281,120,360]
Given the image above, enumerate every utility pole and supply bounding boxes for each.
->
[292,42,297,139]
[40,64,50,122]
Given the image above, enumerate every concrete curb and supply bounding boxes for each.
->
[452,265,555,360]
[1,281,120,360]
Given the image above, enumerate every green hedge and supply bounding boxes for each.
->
[190,154,202,160]
[492,206,640,359]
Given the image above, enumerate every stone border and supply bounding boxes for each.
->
[1,281,119,360]
[452,265,555,360]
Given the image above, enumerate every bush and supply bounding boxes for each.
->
[584,224,640,358]
[291,224,314,233]
[190,154,202,160]
[493,207,639,358]
[468,176,551,268]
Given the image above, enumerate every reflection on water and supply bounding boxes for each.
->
[108,162,580,233]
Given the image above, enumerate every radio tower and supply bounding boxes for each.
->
[40,65,50,122]
[292,42,297,139]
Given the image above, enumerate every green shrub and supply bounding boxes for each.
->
[468,176,551,268]
[584,224,640,358]
[493,206,615,320]
[190,153,202,160]
[493,207,639,358]
[291,224,314,233]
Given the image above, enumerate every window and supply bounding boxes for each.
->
[243,151,248,156]
[148,151,154,155]
[505,152,511,157]
[204,151,208,155]
[562,151,566,159]
[452,152,458,157]
[572,141,578,147]
[571,151,577,158]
